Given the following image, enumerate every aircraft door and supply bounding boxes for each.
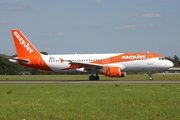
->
[38,57,44,66]
[147,54,153,65]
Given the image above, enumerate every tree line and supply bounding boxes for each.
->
[0,53,179,75]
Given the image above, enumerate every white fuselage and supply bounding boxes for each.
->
[40,53,173,73]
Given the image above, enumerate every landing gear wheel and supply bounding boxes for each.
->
[89,75,100,81]
[149,76,153,81]
[89,75,94,81]
[94,76,99,80]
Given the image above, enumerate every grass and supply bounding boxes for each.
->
[0,74,180,80]
[0,84,180,120]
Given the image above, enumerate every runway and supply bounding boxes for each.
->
[0,80,180,84]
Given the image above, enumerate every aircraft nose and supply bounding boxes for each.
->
[167,60,174,68]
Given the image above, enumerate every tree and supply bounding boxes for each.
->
[166,55,180,67]
[173,55,179,67]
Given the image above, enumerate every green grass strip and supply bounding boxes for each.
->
[0,84,180,120]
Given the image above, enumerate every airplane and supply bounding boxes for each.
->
[9,30,174,80]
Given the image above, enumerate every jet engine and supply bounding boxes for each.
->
[103,67,126,77]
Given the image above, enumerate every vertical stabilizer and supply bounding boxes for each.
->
[11,30,40,58]
[10,30,53,71]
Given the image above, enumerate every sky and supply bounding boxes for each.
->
[0,0,180,57]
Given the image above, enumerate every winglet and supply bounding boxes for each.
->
[11,30,40,58]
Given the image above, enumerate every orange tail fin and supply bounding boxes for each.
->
[11,30,40,58]
[11,30,52,71]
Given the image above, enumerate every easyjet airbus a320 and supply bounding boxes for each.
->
[9,30,174,80]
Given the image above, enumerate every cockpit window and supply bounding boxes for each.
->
[159,58,166,60]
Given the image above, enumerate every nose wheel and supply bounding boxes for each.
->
[149,76,153,80]
[148,71,153,80]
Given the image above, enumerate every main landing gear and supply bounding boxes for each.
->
[89,74,99,81]
[148,71,153,81]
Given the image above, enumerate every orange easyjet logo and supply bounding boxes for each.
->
[14,31,34,54]
[122,54,146,60]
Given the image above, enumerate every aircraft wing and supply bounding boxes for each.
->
[67,61,126,72]
[67,61,104,72]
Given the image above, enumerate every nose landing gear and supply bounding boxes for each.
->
[149,76,153,80]
[148,71,153,80]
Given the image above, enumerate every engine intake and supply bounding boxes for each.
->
[103,67,126,77]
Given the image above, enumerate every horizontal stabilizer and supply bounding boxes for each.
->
[9,57,30,64]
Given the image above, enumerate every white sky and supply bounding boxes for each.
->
[0,0,180,57]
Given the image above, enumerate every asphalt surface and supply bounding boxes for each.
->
[0,80,180,84]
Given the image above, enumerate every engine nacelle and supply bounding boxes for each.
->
[103,67,126,77]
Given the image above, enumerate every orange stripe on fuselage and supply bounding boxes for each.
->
[91,52,163,64]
